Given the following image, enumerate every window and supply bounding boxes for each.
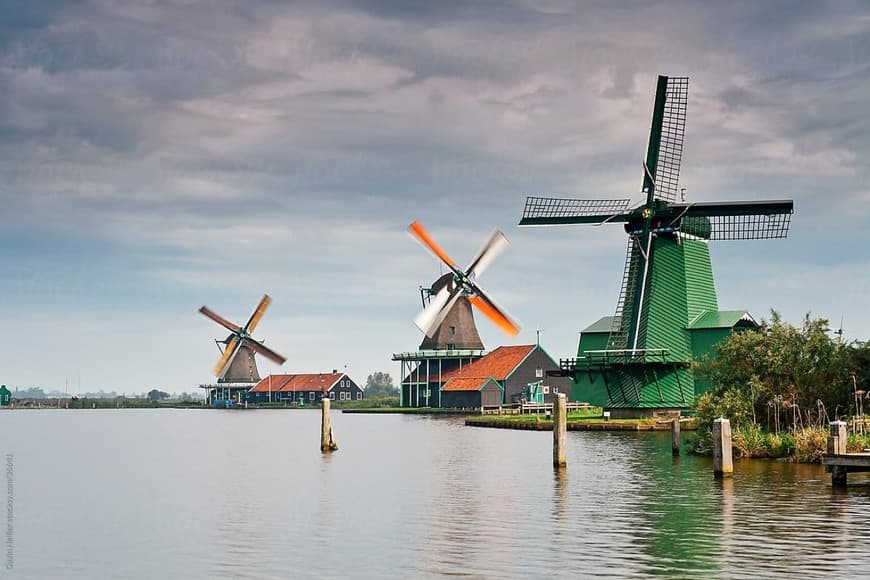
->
[446,343,455,350]
[357,392,362,400]
[543,386,550,394]
[553,387,559,394]
[329,392,335,400]
[449,326,456,336]
[309,392,315,401]
[535,368,543,378]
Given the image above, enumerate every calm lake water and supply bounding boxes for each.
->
[1,409,869,578]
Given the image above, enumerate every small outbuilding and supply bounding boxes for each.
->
[0,385,10,406]
[439,344,571,408]
[247,372,363,405]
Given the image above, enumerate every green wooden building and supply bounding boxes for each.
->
[0,385,10,406]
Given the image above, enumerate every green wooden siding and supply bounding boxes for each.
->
[683,239,718,321]
[577,331,610,355]
[641,236,692,359]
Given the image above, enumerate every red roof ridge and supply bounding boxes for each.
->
[444,344,536,381]
[250,372,346,392]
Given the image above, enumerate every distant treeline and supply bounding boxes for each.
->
[8,387,203,401]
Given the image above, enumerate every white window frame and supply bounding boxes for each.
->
[535,368,543,378]
[329,391,335,400]
[309,392,315,401]
[357,392,362,400]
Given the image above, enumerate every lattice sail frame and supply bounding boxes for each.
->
[522,197,632,222]
[653,76,688,203]
[680,212,792,240]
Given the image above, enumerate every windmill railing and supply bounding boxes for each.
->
[392,349,489,361]
[560,349,690,371]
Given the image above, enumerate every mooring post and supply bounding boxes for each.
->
[553,393,567,468]
[321,396,338,453]
[712,417,733,478]
[827,420,847,455]
[671,418,681,456]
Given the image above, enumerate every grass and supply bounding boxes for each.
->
[692,424,870,463]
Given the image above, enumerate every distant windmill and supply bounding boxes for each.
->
[199,295,286,382]
[408,221,521,338]
[519,75,794,411]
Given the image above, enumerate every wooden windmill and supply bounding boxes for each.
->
[392,222,521,408]
[519,75,793,414]
[199,294,286,383]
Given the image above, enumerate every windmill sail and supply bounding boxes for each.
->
[652,77,689,202]
[520,197,632,226]
[674,200,794,240]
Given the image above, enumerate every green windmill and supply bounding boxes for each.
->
[519,75,793,416]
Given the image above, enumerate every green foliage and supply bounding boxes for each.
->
[793,427,829,463]
[364,372,398,398]
[847,432,870,453]
[729,424,795,458]
[694,311,856,432]
[147,389,171,402]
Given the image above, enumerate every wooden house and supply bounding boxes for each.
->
[247,371,363,405]
[440,344,571,408]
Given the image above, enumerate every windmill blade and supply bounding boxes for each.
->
[414,284,463,337]
[649,76,689,203]
[408,221,460,271]
[466,229,509,279]
[244,294,272,334]
[467,283,521,337]
[214,335,241,378]
[674,200,794,240]
[519,196,633,226]
[244,339,287,366]
[199,306,241,333]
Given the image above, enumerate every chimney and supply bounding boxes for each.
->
[332,369,338,374]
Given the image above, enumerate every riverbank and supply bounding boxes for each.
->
[466,413,699,431]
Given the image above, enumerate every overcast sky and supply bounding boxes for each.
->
[2,0,869,394]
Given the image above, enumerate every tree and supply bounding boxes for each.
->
[694,311,853,431]
[147,389,171,402]
[365,372,398,398]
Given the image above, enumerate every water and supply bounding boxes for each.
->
[2,409,869,578]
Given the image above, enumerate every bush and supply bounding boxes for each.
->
[794,427,828,463]
[847,432,870,453]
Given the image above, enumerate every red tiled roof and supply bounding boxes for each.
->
[250,373,343,393]
[441,377,496,392]
[444,345,536,381]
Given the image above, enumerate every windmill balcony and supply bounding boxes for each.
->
[560,349,690,372]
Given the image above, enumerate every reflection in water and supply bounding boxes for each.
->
[2,411,870,578]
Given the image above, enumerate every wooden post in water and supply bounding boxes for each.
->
[553,393,567,468]
[827,420,847,455]
[671,418,680,456]
[321,395,338,453]
[712,418,733,478]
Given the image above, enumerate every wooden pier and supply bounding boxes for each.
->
[822,421,870,486]
[480,402,593,415]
